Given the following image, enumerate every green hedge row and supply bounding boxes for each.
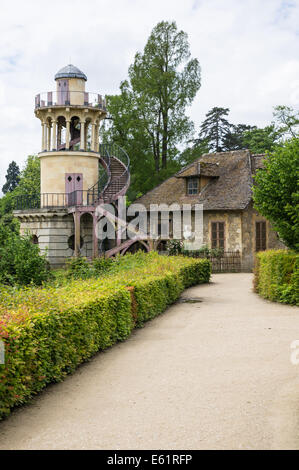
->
[0,255,211,419]
[254,250,299,305]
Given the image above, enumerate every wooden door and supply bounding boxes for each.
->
[65,173,83,205]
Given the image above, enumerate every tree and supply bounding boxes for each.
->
[14,155,40,196]
[104,21,201,198]
[197,107,231,152]
[222,124,254,151]
[0,155,40,231]
[253,138,299,251]
[273,105,299,139]
[242,125,279,154]
[178,137,210,166]
[2,161,20,194]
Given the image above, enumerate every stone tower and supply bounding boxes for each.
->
[14,65,130,267]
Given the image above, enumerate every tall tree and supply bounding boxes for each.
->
[104,21,201,198]
[2,161,20,194]
[198,107,231,152]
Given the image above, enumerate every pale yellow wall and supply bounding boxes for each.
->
[56,78,86,106]
[40,152,100,194]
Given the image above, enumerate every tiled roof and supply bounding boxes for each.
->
[135,150,258,211]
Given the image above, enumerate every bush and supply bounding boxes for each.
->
[0,225,51,286]
[66,256,115,280]
[92,256,114,274]
[0,253,211,419]
[254,250,299,305]
[65,256,93,279]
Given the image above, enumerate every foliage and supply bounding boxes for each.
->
[166,239,183,255]
[242,125,279,154]
[0,225,51,286]
[166,241,224,259]
[273,105,299,140]
[13,155,40,197]
[103,20,201,199]
[222,124,254,151]
[92,257,114,274]
[0,252,211,419]
[65,256,114,279]
[178,137,210,166]
[197,107,231,152]
[0,155,40,231]
[253,138,299,250]
[254,250,298,305]
[2,161,20,194]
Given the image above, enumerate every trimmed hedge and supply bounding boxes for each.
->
[254,250,299,306]
[0,253,210,419]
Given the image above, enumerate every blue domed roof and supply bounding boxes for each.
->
[55,64,87,81]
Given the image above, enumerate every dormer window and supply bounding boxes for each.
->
[187,177,199,195]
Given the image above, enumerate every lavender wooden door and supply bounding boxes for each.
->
[65,173,83,206]
[58,80,69,105]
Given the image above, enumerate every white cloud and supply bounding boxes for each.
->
[0,0,298,190]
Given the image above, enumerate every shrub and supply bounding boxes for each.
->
[166,239,183,255]
[92,256,114,274]
[0,253,211,419]
[0,225,51,286]
[254,250,299,305]
[65,256,93,279]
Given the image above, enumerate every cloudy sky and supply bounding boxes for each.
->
[0,0,298,191]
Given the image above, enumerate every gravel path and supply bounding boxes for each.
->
[0,273,299,450]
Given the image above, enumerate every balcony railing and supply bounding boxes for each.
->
[14,191,104,210]
[35,91,107,110]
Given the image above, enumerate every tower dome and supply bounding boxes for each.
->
[55,64,87,81]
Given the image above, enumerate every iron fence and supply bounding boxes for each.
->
[184,250,242,273]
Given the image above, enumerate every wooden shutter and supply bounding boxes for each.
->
[211,222,225,249]
[256,221,266,251]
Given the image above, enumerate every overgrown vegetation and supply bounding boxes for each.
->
[0,252,210,419]
[254,250,298,306]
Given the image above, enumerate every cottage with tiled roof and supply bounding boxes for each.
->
[136,150,284,271]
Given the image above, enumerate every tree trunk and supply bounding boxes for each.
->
[162,112,168,169]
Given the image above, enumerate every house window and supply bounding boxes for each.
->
[187,177,198,195]
[256,221,266,251]
[211,222,225,249]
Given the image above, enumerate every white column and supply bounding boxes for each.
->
[94,123,99,152]
[80,121,85,151]
[91,123,96,151]
[47,123,51,151]
[66,120,70,150]
[41,122,46,151]
[52,120,57,151]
